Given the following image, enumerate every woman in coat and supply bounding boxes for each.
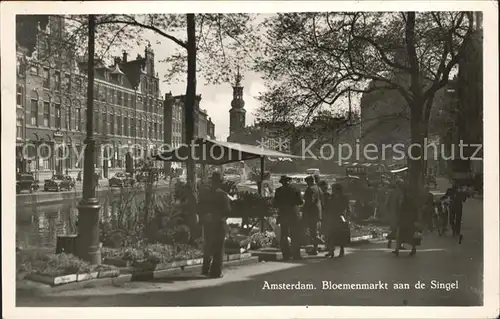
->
[385,181,404,249]
[327,184,350,258]
[393,184,420,256]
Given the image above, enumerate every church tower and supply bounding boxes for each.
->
[229,67,246,137]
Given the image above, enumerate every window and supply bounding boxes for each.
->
[54,71,61,91]
[17,86,23,107]
[104,113,109,134]
[30,99,38,126]
[43,101,50,127]
[67,107,72,130]
[131,119,136,137]
[40,144,50,170]
[117,116,122,135]
[30,64,38,75]
[149,123,152,139]
[117,91,122,106]
[17,117,23,139]
[110,114,114,135]
[124,117,129,136]
[65,145,72,170]
[132,95,136,108]
[43,68,50,88]
[138,119,142,137]
[76,108,81,131]
[75,77,82,90]
[94,113,99,133]
[154,123,157,140]
[65,74,71,93]
[55,102,61,129]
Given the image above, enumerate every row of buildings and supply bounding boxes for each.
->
[15,15,215,181]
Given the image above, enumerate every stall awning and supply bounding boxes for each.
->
[154,138,306,165]
[390,167,408,173]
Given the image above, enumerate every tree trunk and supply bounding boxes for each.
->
[186,14,197,190]
[408,102,425,205]
[185,13,198,237]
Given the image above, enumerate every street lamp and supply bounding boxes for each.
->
[76,15,101,265]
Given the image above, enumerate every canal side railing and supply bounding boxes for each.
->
[16,185,171,208]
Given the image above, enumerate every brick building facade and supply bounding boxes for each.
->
[16,15,165,180]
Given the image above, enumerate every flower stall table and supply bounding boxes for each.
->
[228,192,277,232]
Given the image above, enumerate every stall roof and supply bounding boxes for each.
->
[390,167,408,173]
[154,138,307,165]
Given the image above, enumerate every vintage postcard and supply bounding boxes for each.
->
[1,1,498,318]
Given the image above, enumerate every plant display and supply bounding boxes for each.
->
[241,231,277,250]
[16,250,117,277]
[101,243,203,264]
[229,192,275,218]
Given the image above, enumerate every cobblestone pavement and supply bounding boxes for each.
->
[17,197,483,307]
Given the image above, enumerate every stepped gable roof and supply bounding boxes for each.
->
[119,57,146,90]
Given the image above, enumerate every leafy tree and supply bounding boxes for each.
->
[255,12,475,195]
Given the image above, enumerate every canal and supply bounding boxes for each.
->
[16,186,172,250]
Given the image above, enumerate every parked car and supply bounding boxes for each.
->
[16,173,39,194]
[306,168,320,175]
[44,174,75,192]
[136,171,159,183]
[109,172,135,187]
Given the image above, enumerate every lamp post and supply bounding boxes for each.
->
[76,15,101,265]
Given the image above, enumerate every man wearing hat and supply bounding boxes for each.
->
[273,175,304,260]
[303,175,323,255]
[199,171,231,277]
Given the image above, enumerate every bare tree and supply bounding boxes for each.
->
[255,12,475,195]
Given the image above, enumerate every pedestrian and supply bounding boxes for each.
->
[198,171,231,278]
[77,171,82,182]
[303,175,322,255]
[314,174,325,210]
[273,175,304,260]
[385,180,404,249]
[442,183,467,241]
[393,183,420,257]
[317,181,331,249]
[326,184,350,258]
[261,171,274,198]
[421,186,435,232]
[93,172,99,189]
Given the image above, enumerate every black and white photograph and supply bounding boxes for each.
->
[2,1,498,318]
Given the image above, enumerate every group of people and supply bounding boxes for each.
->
[273,174,351,260]
[194,170,469,278]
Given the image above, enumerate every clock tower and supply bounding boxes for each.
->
[229,67,246,138]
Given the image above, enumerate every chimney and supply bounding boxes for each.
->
[122,50,128,63]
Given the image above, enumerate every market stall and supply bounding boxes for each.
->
[154,138,305,232]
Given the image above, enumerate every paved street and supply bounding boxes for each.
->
[17,195,483,307]
[16,178,172,198]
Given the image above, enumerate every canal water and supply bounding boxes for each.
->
[16,187,172,250]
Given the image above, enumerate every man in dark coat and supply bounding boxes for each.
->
[273,175,304,260]
[303,175,322,255]
[441,183,467,241]
[199,171,231,278]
